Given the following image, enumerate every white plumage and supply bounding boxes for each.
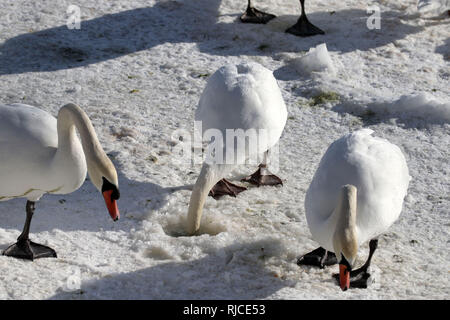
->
[196,62,287,163]
[305,129,410,252]
[0,103,86,201]
[187,62,287,234]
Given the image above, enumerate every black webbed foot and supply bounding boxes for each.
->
[297,247,337,269]
[241,165,283,187]
[3,239,57,261]
[208,179,247,200]
[240,6,276,24]
[285,16,324,37]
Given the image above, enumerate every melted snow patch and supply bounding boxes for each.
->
[160,212,227,237]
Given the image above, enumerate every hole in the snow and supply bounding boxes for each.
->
[161,215,227,237]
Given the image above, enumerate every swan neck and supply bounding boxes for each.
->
[57,103,100,155]
[56,103,111,188]
[336,185,357,229]
[186,163,228,235]
[332,185,358,262]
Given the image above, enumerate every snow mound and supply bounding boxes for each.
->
[292,43,336,75]
[370,93,450,124]
[335,93,450,126]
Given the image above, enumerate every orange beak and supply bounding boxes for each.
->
[339,264,350,291]
[102,190,119,221]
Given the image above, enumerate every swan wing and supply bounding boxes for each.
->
[0,104,58,200]
[0,103,57,147]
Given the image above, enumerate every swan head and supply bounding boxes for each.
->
[88,156,120,221]
[333,235,358,291]
[332,184,358,291]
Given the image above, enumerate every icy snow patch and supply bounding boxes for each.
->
[292,44,336,76]
[335,93,450,126]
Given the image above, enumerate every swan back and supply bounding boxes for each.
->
[195,62,287,162]
[0,103,96,201]
[0,104,63,201]
[305,129,410,251]
[0,103,57,147]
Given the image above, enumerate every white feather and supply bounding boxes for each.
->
[305,129,411,251]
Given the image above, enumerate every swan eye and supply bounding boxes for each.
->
[101,177,120,200]
[339,255,352,271]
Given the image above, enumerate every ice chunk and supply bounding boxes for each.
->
[292,43,336,75]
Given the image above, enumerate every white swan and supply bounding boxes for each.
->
[0,103,120,260]
[298,129,410,290]
[186,62,287,235]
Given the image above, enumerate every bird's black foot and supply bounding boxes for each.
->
[332,266,372,289]
[3,239,57,261]
[297,247,337,269]
[241,164,283,187]
[286,16,324,37]
[240,6,276,24]
[209,179,247,200]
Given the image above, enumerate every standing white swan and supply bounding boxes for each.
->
[0,103,120,260]
[186,62,287,235]
[297,129,410,290]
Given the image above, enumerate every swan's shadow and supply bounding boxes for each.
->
[47,238,291,299]
[0,164,191,249]
[0,1,424,75]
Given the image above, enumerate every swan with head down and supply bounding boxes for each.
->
[297,129,410,290]
[186,62,287,235]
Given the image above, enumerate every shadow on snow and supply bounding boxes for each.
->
[0,1,424,75]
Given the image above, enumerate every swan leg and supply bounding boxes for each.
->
[285,0,324,37]
[333,239,378,289]
[2,201,57,261]
[297,247,338,269]
[240,0,276,24]
[208,179,247,200]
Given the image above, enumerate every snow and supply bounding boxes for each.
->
[292,43,336,75]
[0,0,449,300]
[417,0,450,15]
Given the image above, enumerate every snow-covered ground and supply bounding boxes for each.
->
[0,0,449,299]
